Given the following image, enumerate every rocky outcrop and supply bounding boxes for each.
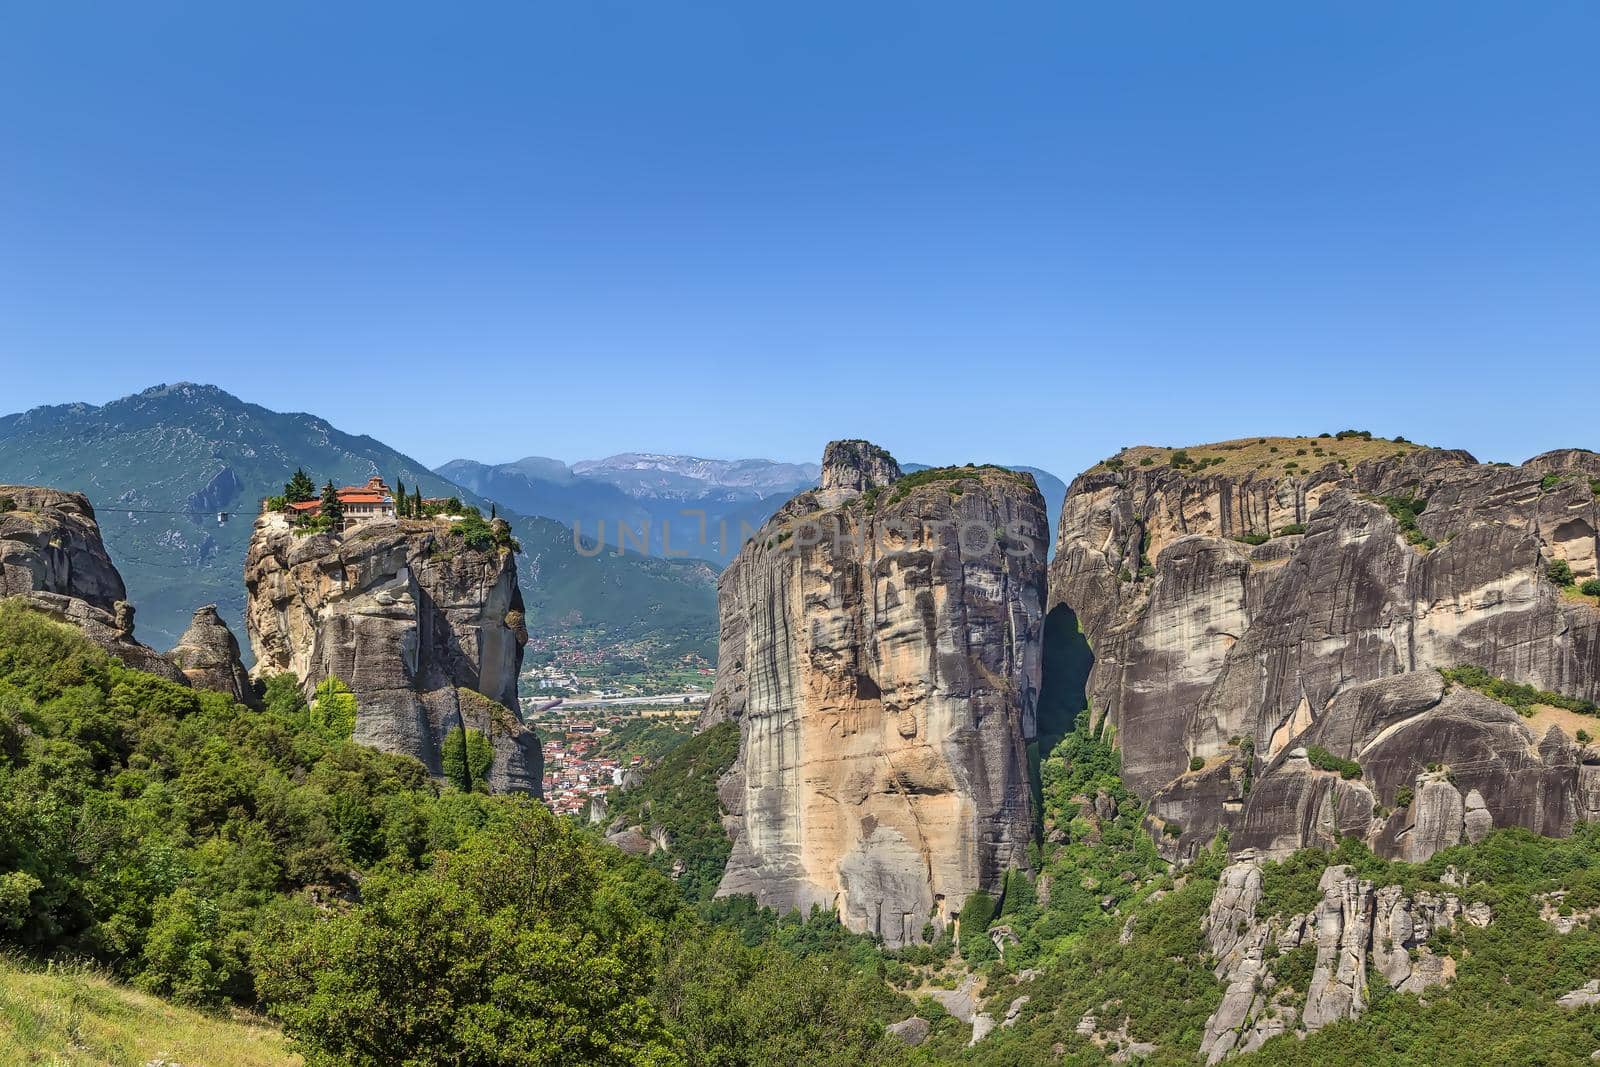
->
[0,485,187,683]
[1199,857,1485,1062]
[167,604,258,706]
[245,511,540,793]
[706,442,1048,945]
[1048,440,1600,862]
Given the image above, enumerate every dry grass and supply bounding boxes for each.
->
[0,957,298,1067]
[1101,434,1424,480]
[1526,704,1600,744]
[1559,584,1600,609]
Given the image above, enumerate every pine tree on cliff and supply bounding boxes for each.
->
[284,468,316,503]
[490,503,497,520]
[395,478,406,516]
[320,481,344,525]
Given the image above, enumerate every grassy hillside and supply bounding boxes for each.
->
[0,957,296,1066]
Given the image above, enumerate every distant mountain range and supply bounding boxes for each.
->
[0,384,716,655]
[0,383,1067,664]
[436,453,821,563]
[437,456,1066,564]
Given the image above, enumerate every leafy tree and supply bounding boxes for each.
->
[257,802,680,1066]
[309,677,358,744]
[442,726,493,793]
[1549,558,1575,586]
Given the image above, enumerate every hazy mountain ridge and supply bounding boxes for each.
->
[441,455,1066,563]
[0,383,716,653]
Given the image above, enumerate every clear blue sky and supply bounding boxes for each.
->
[2,1,1595,477]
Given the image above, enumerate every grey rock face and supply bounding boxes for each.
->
[1049,445,1600,861]
[1198,858,1480,1061]
[815,439,901,506]
[0,485,127,610]
[1559,980,1600,1010]
[0,485,187,683]
[709,442,1048,946]
[886,1016,931,1046]
[245,512,540,794]
[167,604,258,706]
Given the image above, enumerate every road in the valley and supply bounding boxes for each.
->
[525,691,709,710]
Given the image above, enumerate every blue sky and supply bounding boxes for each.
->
[2,1,1595,477]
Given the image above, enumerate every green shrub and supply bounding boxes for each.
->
[441,726,494,792]
[1395,786,1415,808]
[0,495,14,512]
[1578,730,1592,745]
[1169,449,1193,469]
[1581,579,1600,597]
[1335,429,1373,440]
[1306,745,1362,780]
[1235,532,1269,546]
[1139,457,1154,466]
[1541,473,1567,491]
[309,676,358,743]
[1549,559,1575,586]
[1440,664,1598,716]
[1189,756,1206,772]
[1274,523,1306,537]
[1162,822,1183,837]
[1377,493,1434,548]
[958,890,997,961]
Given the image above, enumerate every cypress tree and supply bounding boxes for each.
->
[320,480,344,525]
[395,479,406,517]
[413,487,424,517]
[284,468,316,503]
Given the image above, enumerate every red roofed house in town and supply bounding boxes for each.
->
[282,476,396,526]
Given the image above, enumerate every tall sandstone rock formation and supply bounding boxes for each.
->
[245,510,541,794]
[705,441,1048,945]
[168,603,259,707]
[1049,438,1600,863]
[0,484,188,683]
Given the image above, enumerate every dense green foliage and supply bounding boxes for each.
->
[604,721,741,901]
[1441,664,1599,716]
[0,603,907,1065]
[441,726,494,792]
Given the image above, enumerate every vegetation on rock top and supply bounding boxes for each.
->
[1099,433,1425,481]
